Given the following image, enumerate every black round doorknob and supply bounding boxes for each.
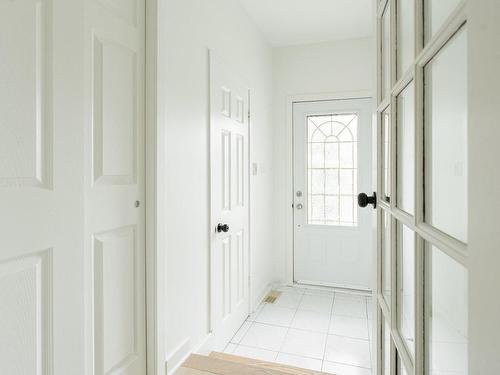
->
[217,223,230,233]
[358,192,377,209]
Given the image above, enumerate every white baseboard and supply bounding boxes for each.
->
[165,333,214,375]
[165,337,190,375]
[194,332,214,355]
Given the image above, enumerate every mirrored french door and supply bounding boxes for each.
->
[375,0,468,374]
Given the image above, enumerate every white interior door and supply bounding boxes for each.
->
[85,0,146,374]
[209,53,250,350]
[293,98,373,290]
[0,1,86,373]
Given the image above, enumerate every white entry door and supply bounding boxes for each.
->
[293,98,373,290]
[85,0,146,374]
[209,54,250,350]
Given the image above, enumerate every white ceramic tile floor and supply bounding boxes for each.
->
[225,286,374,374]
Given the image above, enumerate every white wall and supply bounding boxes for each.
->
[162,0,274,371]
[272,38,375,283]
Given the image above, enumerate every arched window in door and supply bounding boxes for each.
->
[307,113,358,226]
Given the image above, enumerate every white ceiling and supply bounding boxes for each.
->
[238,0,374,47]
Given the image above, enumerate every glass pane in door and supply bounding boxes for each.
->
[425,244,468,375]
[396,82,415,215]
[307,113,358,226]
[397,223,415,357]
[425,0,462,41]
[382,318,392,375]
[382,108,391,202]
[397,0,415,78]
[381,2,391,99]
[382,210,391,305]
[398,355,409,375]
[424,27,467,243]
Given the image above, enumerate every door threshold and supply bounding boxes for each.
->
[292,281,372,296]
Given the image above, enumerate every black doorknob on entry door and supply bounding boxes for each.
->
[358,192,377,209]
[217,223,230,233]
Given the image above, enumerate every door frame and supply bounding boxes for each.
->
[145,1,166,374]
[284,91,374,286]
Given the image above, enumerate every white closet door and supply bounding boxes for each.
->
[209,53,250,350]
[85,0,146,374]
[0,1,85,374]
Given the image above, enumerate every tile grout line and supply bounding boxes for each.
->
[321,291,336,371]
[274,290,305,363]
[236,287,373,371]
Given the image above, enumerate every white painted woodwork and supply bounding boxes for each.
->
[0,0,85,374]
[374,0,477,374]
[85,0,146,374]
[0,0,51,188]
[293,98,373,290]
[209,53,250,350]
[468,0,500,373]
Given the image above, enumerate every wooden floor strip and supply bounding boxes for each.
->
[208,352,330,375]
[176,367,215,375]
[183,354,297,375]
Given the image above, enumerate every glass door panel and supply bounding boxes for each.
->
[397,0,415,78]
[381,2,391,99]
[382,210,392,306]
[382,318,392,375]
[425,0,463,41]
[424,27,468,243]
[397,223,415,357]
[396,82,415,215]
[398,354,409,375]
[382,108,391,203]
[425,244,468,375]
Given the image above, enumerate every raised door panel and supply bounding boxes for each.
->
[221,130,231,211]
[235,135,244,207]
[93,226,142,375]
[234,230,244,306]
[0,0,52,188]
[221,236,231,318]
[98,0,137,27]
[93,37,137,186]
[0,252,51,375]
